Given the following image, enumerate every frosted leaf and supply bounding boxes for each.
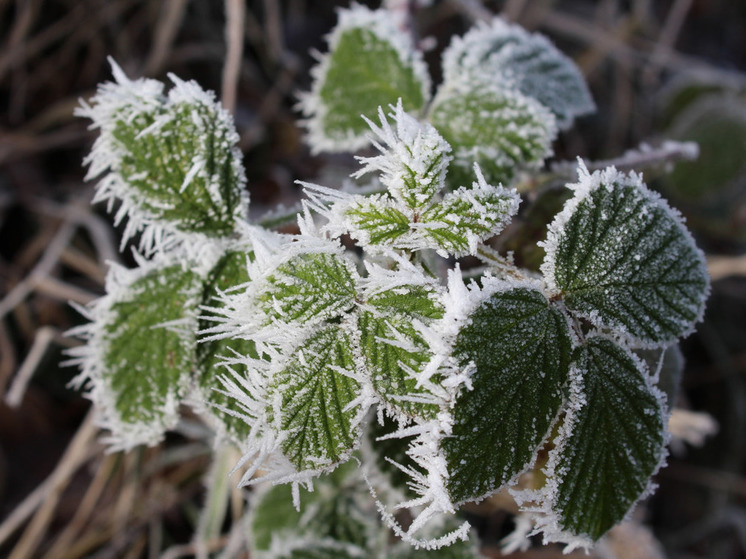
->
[541,164,710,346]
[358,280,445,419]
[196,250,258,442]
[421,165,520,257]
[524,337,667,544]
[268,324,364,473]
[76,60,247,255]
[68,259,203,450]
[261,251,358,325]
[355,102,452,211]
[298,4,430,153]
[441,18,594,129]
[429,85,557,187]
[250,461,373,554]
[443,284,572,504]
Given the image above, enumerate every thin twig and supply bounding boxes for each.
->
[0,320,17,397]
[41,454,119,559]
[550,140,700,177]
[4,326,77,408]
[221,0,245,114]
[0,220,76,320]
[708,255,746,281]
[262,0,284,63]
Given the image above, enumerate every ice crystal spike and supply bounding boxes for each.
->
[355,101,452,211]
[541,164,710,346]
[298,4,430,153]
[429,84,557,187]
[441,17,595,130]
[77,59,247,255]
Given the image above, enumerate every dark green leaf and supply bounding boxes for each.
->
[197,250,257,440]
[444,286,572,503]
[548,337,666,541]
[543,166,709,345]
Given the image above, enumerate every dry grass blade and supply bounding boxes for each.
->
[1,411,98,558]
[221,0,245,114]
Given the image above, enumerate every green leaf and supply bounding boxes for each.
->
[269,325,363,472]
[441,18,594,129]
[197,250,257,440]
[300,5,429,153]
[251,461,368,552]
[542,166,710,345]
[360,283,444,418]
[343,195,412,246]
[421,173,520,256]
[262,252,357,325]
[547,337,666,542]
[79,65,247,249]
[443,286,572,504]
[101,263,202,444]
[429,85,556,187]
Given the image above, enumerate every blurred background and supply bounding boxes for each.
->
[0,0,745,557]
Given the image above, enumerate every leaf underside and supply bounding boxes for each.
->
[444,287,572,504]
[547,175,709,344]
[551,337,665,541]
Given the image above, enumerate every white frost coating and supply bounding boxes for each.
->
[66,252,205,451]
[539,160,710,345]
[511,337,671,551]
[298,3,431,153]
[441,17,595,129]
[355,101,452,210]
[76,58,248,257]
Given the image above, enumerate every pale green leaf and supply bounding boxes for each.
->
[441,18,594,129]
[429,85,556,187]
[102,263,202,441]
[548,337,666,541]
[300,5,429,153]
[421,173,520,256]
[543,166,709,345]
[262,252,357,325]
[443,286,572,504]
[359,284,443,419]
[79,66,247,248]
[343,194,412,246]
[269,325,363,472]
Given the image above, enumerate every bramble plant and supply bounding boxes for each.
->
[70,4,710,556]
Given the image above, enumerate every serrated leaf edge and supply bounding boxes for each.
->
[511,335,670,552]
